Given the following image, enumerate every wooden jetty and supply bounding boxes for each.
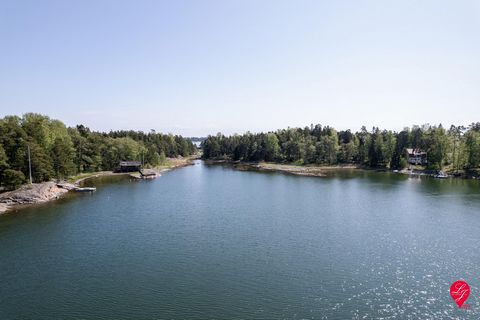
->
[73,187,96,192]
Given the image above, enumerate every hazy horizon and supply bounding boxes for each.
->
[1,0,479,136]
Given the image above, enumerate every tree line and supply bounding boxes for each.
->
[202,123,480,172]
[0,113,196,189]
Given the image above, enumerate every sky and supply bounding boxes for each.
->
[0,0,479,136]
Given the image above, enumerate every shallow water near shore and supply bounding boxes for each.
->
[1,160,480,319]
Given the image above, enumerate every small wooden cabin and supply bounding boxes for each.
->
[118,161,141,172]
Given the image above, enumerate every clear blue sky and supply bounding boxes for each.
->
[1,0,479,136]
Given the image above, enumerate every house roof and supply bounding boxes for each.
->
[406,148,427,155]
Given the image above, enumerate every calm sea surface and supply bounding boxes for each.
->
[1,161,480,319]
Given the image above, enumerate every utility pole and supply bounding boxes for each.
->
[27,145,33,184]
[79,140,82,173]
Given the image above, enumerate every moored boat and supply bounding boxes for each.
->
[74,187,97,192]
[433,171,449,179]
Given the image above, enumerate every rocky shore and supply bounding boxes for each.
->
[206,160,480,180]
[0,182,73,214]
[205,160,362,177]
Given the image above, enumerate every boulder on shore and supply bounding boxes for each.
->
[0,182,70,207]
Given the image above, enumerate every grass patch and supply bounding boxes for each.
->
[67,172,101,183]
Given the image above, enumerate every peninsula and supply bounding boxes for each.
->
[0,113,198,214]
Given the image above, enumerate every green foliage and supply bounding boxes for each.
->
[465,129,480,169]
[51,137,76,178]
[265,133,280,161]
[315,128,338,164]
[27,142,55,182]
[148,152,161,166]
[2,169,25,190]
[0,116,28,170]
[423,125,448,170]
[390,130,409,169]
[337,130,357,163]
[448,125,466,172]
[158,151,167,165]
[0,113,196,188]
[0,144,10,185]
[202,123,480,171]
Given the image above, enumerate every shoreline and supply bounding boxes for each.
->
[2,156,474,215]
[0,156,196,215]
[204,160,366,177]
[72,171,131,185]
[204,159,479,180]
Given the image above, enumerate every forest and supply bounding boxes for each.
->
[0,113,196,189]
[201,123,480,173]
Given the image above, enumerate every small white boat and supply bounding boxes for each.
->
[433,171,449,179]
[74,187,97,192]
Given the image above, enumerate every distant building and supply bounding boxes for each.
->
[118,161,141,172]
[405,148,427,165]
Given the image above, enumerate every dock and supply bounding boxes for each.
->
[74,187,96,192]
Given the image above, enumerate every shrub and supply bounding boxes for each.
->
[2,169,26,190]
